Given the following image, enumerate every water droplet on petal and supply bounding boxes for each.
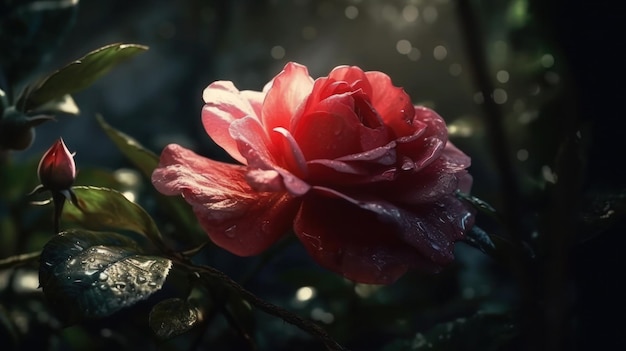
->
[137,276,147,284]
[98,272,109,281]
[148,282,157,288]
[224,225,237,238]
[261,220,271,233]
[99,284,108,290]
[115,282,126,290]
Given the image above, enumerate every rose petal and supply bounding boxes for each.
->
[231,118,311,196]
[336,141,397,165]
[262,62,314,134]
[375,158,471,204]
[294,194,442,284]
[273,127,308,177]
[292,94,362,160]
[241,90,264,118]
[439,141,472,171]
[152,144,298,256]
[365,71,414,137]
[311,187,472,265]
[229,116,277,168]
[328,65,373,97]
[396,107,449,170]
[202,81,262,164]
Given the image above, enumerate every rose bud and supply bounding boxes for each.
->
[38,138,76,191]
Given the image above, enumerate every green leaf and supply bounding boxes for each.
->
[149,298,203,339]
[96,115,159,179]
[455,191,499,220]
[96,115,202,244]
[62,186,166,251]
[39,229,172,323]
[31,94,80,115]
[463,226,496,257]
[17,43,148,112]
[383,312,518,351]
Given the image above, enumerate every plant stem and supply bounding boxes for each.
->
[173,258,345,351]
[454,0,525,243]
[0,251,40,270]
[454,0,536,348]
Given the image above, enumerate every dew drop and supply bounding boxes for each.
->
[115,282,126,290]
[99,284,108,290]
[148,282,158,288]
[261,220,271,233]
[98,272,109,281]
[137,276,147,284]
[224,225,237,238]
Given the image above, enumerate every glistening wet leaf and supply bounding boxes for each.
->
[149,298,202,339]
[39,229,171,323]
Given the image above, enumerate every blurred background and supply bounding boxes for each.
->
[2,0,625,350]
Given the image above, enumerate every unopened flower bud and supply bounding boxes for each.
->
[38,138,76,191]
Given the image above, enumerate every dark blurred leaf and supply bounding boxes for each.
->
[39,229,171,323]
[96,115,202,244]
[579,189,626,242]
[62,186,166,250]
[0,304,18,351]
[0,154,39,201]
[74,167,123,190]
[149,298,202,339]
[0,107,53,151]
[0,0,79,85]
[17,43,148,112]
[383,311,518,351]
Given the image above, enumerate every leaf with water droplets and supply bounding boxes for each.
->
[149,298,203,339]
[39,229,172,323]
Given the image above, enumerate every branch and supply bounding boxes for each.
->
[0,251,40,270]
[173,258,346,351]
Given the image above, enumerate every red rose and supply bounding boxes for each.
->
[152,62,474,284]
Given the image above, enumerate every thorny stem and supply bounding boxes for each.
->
[172,257,345,351]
